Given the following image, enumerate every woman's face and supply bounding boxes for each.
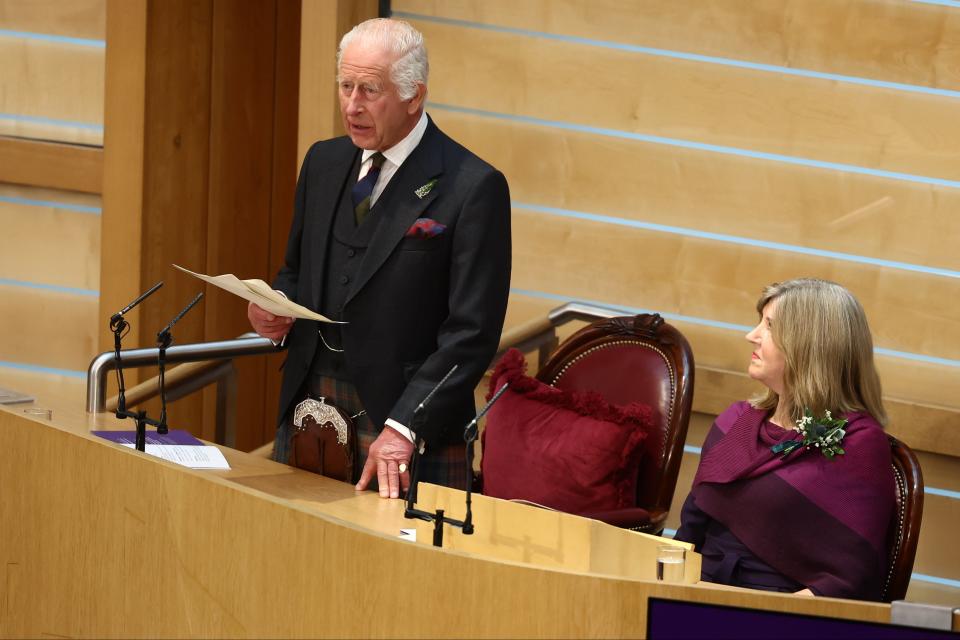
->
[745,300,786,395]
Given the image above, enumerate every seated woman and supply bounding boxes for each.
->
[675,278,895,600]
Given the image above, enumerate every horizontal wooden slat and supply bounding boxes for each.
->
[687,364,960,457]
[396,0,960,91]
[0,0,105,40]
[0,119,102,147]
[0,285,97,372]
[510,209,960,363]
[0,138,102,193]
[0,196,100,290]
[906,582,960,610]
[907,491,956,592]
[0,37,104,146]
[433,110,960,272]
[0,367,86,404]
[416,19,960,182]
[0,181,101,208]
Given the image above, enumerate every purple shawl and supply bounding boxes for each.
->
[691,401,895,600]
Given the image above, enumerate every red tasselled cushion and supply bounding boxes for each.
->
[481,349,653,514]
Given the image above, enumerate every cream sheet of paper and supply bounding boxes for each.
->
[173,264,339,323]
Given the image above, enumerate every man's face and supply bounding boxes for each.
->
[337,41,424,151]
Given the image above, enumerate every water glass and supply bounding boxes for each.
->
[656,545,686,583]
[23,407,53,420]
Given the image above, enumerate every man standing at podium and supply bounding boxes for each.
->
[248,18,511,499]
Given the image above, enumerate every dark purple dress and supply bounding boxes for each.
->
[675,402,895,600]
[676,492,805,592]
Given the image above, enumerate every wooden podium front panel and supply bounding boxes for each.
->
[414,484,699,583]
[0,402,896,638]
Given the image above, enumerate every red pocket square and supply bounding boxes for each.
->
[405,218,446,238]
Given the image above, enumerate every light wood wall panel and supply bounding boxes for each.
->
[0,1,105,384]
[420,20,960,182]
[433,111,960,273]
[0,368,86,406]
[912,493,959,594]
[0,138,103,194]
[0,286,96,371]
[505,200,959,364]
[395,0,960,91]
[0,183,100,377]
[0,38,104,145]
[508,210,960,406]
[0,0,105,39]
[0,186,100,291]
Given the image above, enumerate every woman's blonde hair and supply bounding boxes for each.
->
[750,278,887,425]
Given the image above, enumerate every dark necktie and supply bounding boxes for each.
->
[351,152,386,225]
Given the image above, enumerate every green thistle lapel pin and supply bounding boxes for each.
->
[414,178,438,199]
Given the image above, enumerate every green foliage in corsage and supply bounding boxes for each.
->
[770,409,847,461]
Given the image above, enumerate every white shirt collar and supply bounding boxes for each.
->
[361,111,428,169]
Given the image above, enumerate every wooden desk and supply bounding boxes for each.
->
[0,396,951,638]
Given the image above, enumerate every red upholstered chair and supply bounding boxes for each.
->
[882,435,924,602]
[531,313,695,533]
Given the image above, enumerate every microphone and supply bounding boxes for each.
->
[156,292,204,434]
[157,292,204,347]
[464,381,509,443]
[415,364,458,416]
[405,364,458,514]
[461,381,509,535]
[111,281,164,418]
[110,281,164,331]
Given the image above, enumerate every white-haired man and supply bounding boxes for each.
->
[248,18,511,499]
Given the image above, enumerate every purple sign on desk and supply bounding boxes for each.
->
[92,430,204,446]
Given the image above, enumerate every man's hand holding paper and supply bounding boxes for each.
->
[248,302,294,341]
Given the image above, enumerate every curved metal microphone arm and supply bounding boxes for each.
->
[110,281,164,329]
[414,364,458,416]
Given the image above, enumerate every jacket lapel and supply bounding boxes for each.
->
[311,146,361,310]
[345,120,443,306]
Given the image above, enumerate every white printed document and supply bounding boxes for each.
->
[173,264,339,323]
[123,443,231,470]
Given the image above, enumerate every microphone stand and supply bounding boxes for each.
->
[110,282,164,451]
[403,365,467,547]
[461,381,509,535]
[155,293,204,435]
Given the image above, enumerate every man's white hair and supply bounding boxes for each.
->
[337,18,428,101]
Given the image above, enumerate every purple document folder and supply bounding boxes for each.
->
[92,429,204,446]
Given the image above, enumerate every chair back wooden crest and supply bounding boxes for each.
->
[536,314,695,531]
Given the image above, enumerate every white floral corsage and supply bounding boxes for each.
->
[771,409,847,460]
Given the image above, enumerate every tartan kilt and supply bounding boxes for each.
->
[274,375,468,490]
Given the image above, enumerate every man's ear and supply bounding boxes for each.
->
[406,83,427,114]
